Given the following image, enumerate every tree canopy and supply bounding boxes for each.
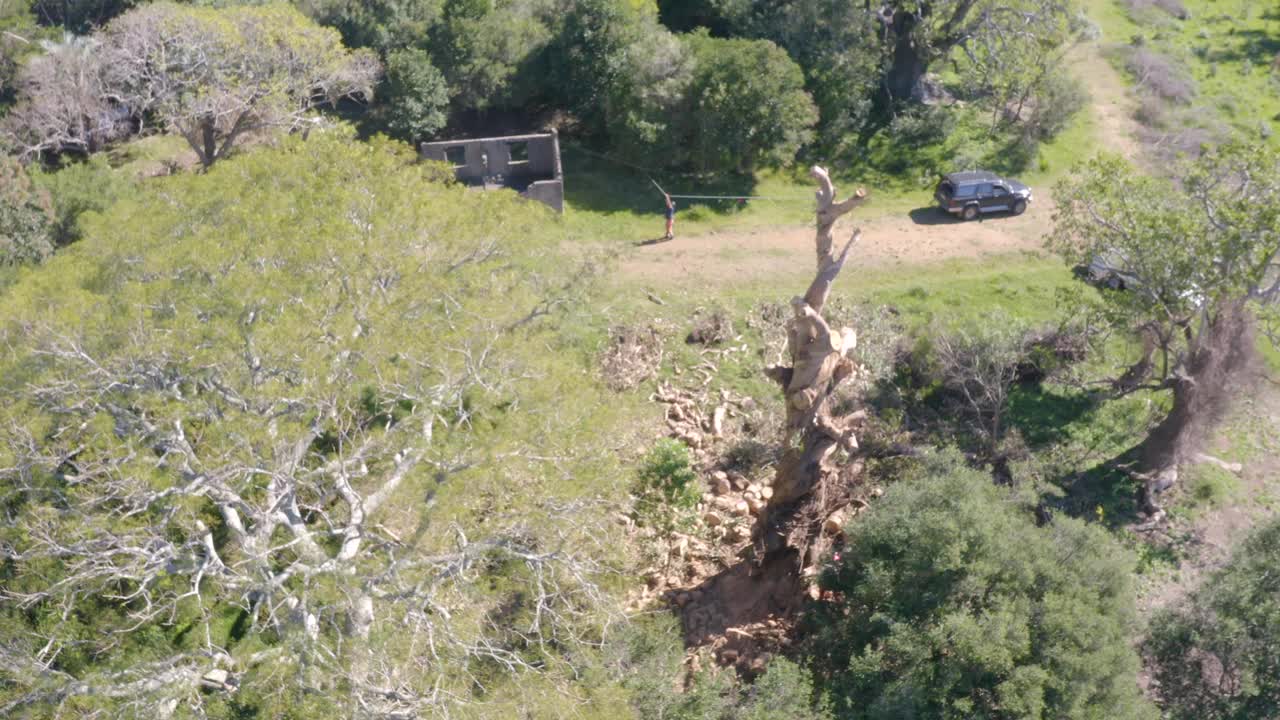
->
[0,155,53,266]
[4,2,380,166]
[0,132,632,717]
[1146,516,1280,720]
[1049,143,1280,511]
[807,451,1154,720]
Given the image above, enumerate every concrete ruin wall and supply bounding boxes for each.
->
[420,131,564,213]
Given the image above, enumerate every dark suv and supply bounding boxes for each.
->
[935,171,1032,221]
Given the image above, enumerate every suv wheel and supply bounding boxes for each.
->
[1013,199,1027,215]
[962,205,979,221]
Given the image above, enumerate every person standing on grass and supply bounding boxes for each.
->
[663,193,676,240]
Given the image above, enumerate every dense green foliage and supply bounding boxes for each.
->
[0,132,638,717]
[0,155,53,266]
[634,438,701,528]
[807,451,1154,719]
[379,47,451,142]
[1050,142,1280,486]
[1051,143,1280,332]
[681,30,817,173]
[29,154,131,246]
[1146,516,1280,719]
[1,0,1089,176]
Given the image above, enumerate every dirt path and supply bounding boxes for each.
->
[621,198,1053,289]
[1067,39,1143,164]
[619,35,1140,290]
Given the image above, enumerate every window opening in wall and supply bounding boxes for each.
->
[508,141,529,164]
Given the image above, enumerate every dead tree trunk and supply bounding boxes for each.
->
[1137,301,1255,515]
[758,166,867,569]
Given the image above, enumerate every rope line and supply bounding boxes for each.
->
[667,194,810,201]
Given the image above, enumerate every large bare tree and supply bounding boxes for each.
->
[4,3,379,166]
[1,34,129,159]
[758,166,867,568]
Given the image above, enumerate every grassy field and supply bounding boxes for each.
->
[559,91,1101,242]
[1100,0,1280,149]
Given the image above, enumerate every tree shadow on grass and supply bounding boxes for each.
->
[1206,29,1280,66]
[1051,452,1145,528]
[559,144,759,216]
[1005,384,1100,448]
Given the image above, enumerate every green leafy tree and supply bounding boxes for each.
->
[380,47,450,142]
[302,0,445,53]
[1146,516,1280,720]
[429,0,556,112]
[732,0,882,154]
[0,155,53,266]
[0,132,627,717]
[807,451,1155,720]
[1049,143,1280,513]
[600,23,692,164]
[680,30,816,174]
[542,0,657,134]
[30,154,131,246]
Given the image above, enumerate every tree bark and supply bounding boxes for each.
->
[757,167,867,568]
[1137,301,1255,514]
[200,116,217,168]
[883,12,928,103]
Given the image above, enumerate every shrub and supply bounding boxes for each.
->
[888,106,955,146]
[1147,517,1280,719]
[613,616,831,719]
[1027,71,1088,140]
[1126,48,1196,103]
[806,450,1156,720]
[679,30,817,174]
[634,439,700,525]
[0,157,54,266]
[379,48,450,143]
[30,155,130,247]
[1135,96,1170,128]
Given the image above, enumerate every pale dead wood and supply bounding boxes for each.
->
[758,166,869,569]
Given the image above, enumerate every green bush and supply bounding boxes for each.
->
[806,450,1156,720]
[379,47,451,143]
[0,157,54,267]
[1027,71,1088,140]
[1147,517,1280,719]
[635,438,700,524]
[611,615,831,720]
[30,155,131,247]
[679,30,817,174]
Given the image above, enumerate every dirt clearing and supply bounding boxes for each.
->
[621,198,1052,290]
